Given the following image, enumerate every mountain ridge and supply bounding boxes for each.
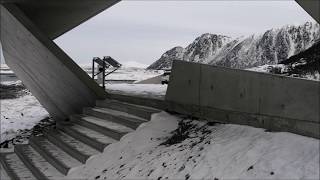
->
[147,21,320,70]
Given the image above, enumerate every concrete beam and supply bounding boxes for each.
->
[295,0,320,24]
[0,4,107,120]
[0,0,121,39]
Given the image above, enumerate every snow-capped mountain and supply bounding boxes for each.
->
[147,22,320,69]
[245,39,320,81]
[183,34,231,64]
[147,46,185,70]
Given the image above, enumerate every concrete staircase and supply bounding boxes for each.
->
[0,99,160,180]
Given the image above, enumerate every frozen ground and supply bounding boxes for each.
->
[0,93,48,144]
[0,74,49,145]
[68,112,320,180]
[106,84,167,99]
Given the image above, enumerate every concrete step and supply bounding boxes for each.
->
[0,152,36,180]
[0,163,11,180]
[70,114,132,140]
[46,130,98,163]
[14,145,64,180]
[96,99,160,120]
[0,98,157,179]
[69,123,118,146]
[59,125,108,152]
[29,136,82,175]
[83,107,147,129]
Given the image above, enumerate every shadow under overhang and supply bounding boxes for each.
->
[1,0,120,39]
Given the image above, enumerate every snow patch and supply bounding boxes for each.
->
[1,94,49,143]
[67,112,319,180]
[106,84,167,99]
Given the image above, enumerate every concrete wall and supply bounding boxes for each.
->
[166,60,320,138]
[0,5,107,120]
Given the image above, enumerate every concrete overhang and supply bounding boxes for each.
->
[0,0,120,39]
[295,0,320,24]
[0,0,318,40]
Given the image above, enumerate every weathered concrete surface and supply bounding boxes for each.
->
[259,75,319,123]
[200,65,261,114]
[166,62,201,114]
[0,0,121,39]
[166,60,320,138]
[0,4,107,120]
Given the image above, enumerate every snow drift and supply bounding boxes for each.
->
[67,112,319,180]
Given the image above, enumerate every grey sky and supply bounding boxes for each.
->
[53,1,316,66]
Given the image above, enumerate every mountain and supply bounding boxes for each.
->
[245,40,320,81]
[147,46,185,70]
[280,40,320,73]
[183,34,231,64]
[147,22,320,70]
[147,34,231,69]
[278,39,320,80]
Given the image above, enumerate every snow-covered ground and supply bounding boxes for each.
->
[106,84,167,99]
[1,64,319,179]
[0,64,161,145]
[246,64,320,81]
[84,64,167,99]
[81,65,163,82]
[68,112,319,180]
[0,93,48,144]
[104,68,162,82]
[1,65,49,144]
[246,64,286,73]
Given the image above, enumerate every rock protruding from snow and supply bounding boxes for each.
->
[147,22,320,70]
[247,40,320,81]
[147,46,185,70]
[183,33,231,64]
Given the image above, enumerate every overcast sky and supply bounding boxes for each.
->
[51,1,315,66]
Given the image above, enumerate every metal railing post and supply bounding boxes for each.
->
[92,58,95,79]
[102,60,106,89]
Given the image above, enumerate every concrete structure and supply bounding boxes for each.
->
[166,60,320,138]
[0,98,159,179]
[0,0,318,128]
[0,1,120,120]
[295,0,320,23]
[0,1,319,178]
[0,0,318,121]
[0,0,120,39]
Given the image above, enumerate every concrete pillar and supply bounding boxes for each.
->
[0,4,107,121]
